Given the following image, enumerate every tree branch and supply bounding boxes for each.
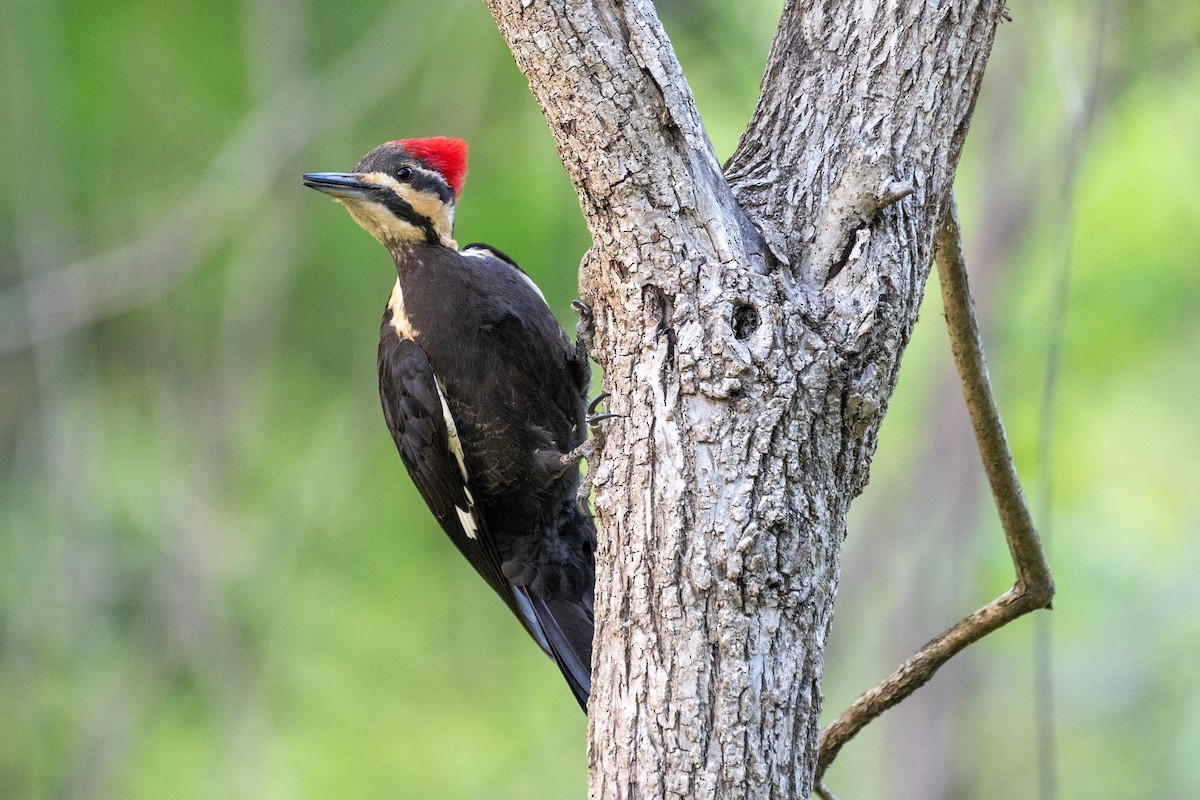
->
[727,0,1008,282]
[814,198,1055,785]
[938,199,1053,601]
[484,0,752,253]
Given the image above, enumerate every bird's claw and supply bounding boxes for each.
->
[586,391,621,431]
[587,390,608,415]
[571,300,595,392]
[569,306,614,514]
[586,391,611,423]
[571,299,593,325]
[575,392,623,513]
[572,300,595,347]
[575,439,597,514]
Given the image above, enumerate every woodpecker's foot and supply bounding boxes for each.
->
[571,300,595,384]
[550,394,617,486]
[577,472,595,515]
[551,439,595,482]
[575,436,598,514]
[585,392,619,449]
[586,392,624,439]
[572,300,594,340]
[575,392,623,512]
[586,391,616,427]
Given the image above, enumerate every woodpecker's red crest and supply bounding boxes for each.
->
[395,137,468,198]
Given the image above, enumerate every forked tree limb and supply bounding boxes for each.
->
[814,198,1055,789]
[486,1,1010,795]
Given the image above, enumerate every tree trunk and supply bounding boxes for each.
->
[483,1,1006,797]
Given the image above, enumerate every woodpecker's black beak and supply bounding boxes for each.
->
[302,172,381,200]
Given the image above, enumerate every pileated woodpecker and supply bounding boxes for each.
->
[303,138,595,710]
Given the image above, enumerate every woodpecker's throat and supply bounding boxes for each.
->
[340,170,456,248]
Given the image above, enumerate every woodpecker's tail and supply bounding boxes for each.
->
[514,585,593,711]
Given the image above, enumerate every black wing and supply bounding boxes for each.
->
[513,585,592,710]
[378,335,545,645]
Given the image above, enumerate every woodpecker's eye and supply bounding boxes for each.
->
[396,166,414,182]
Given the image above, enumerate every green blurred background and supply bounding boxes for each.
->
[1,0,1196,797]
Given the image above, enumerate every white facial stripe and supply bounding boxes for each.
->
[358,170,456,246]
[363,165,445,196]
[359,170,408,197]
[341,198,425,246]
[405,185,453,240]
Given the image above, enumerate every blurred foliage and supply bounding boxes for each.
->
[0,0,1196,799]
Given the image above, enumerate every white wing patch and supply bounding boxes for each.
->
[455,506,479,540]
[434,379,469,482]
[433,378,479,540]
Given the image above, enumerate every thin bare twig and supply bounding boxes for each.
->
[814,198,1054,785]
[814,781,840,800]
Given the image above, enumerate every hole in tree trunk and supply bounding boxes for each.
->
[732,302,759,340]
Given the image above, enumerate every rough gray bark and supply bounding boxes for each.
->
[483,1,1006,797]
